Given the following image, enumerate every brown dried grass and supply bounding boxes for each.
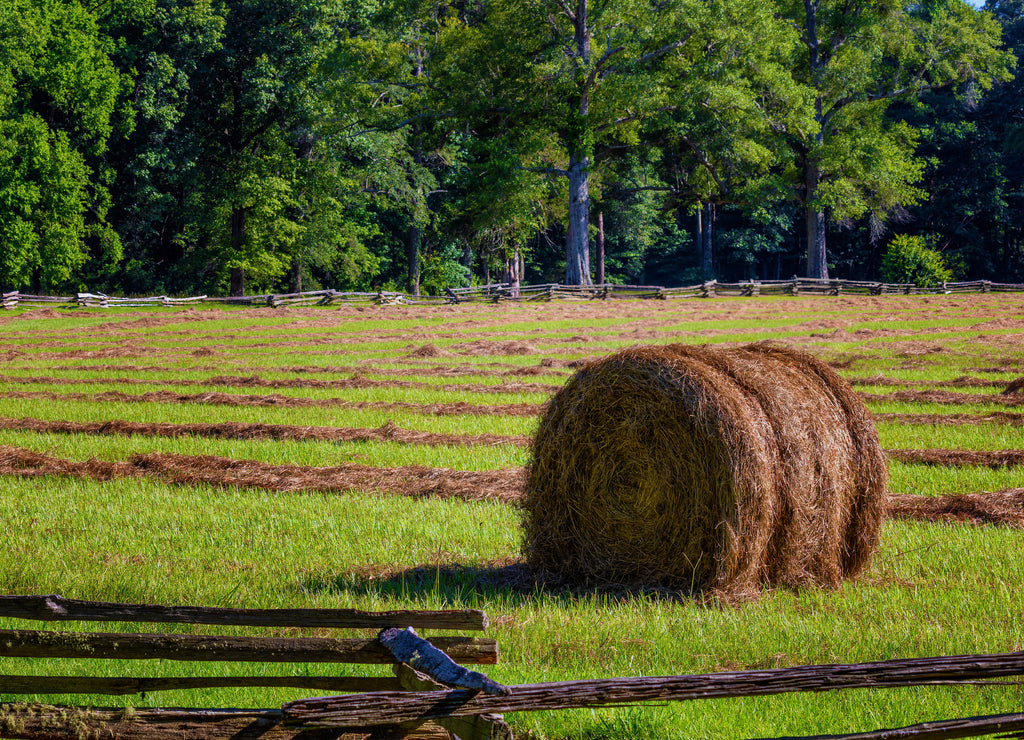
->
[1,390,544,417]
[886,448,1024,468]
[859,390,1024,407]
[848,375,1009,390]
[0,373,561,395]
[0,445,524,502]
[523,344,888,595]
[888,490,1024,528]
[1003,377,1024,395]
[0,417,531,448]
[873,412,1024,427]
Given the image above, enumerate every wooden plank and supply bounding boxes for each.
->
[0,705,453,740]
[0,674,401,696]
[0,630,497,665]
[282,651,1024,727]
[395,666,513,740]
[379,628,508,696]
[0,595,488,630]
[747,711,1024,739]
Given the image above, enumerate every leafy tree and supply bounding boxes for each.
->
[325,0,471,294]
[437,0,798,285]
[105,0,368,294]
[777,0,1015,279]
[0,0,125,291]
[880,233,954,288]
[100,0,226,293]
[891,0,1024,281]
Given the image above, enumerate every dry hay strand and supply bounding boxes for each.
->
[873,412,1024,427]
[847,375,1008,390]
[887,448,1024,468]
[0,372,561,395]
[888,490,1024,528]
[407,343,447,358]
[0,445,138,480]
[1,389,545,417]
[1003,377,1024,395]
[0,416,531,448]
[859,389,1024,407]
[0,445,524,502]
[129,452,525,502]
[523,343,887,595]
[456,340,537,356]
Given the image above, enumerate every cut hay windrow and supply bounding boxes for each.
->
[0,390,545,417]
[886,448,1024,468]
[0,373,561,396]
[888,489,1024,528]
[860,390,1024,407]
[4,444,1022,531]
[524,344,888,595]
[4,416,1016,468]
[847,375,1014,390]
[873,412,1024,427]
[0,445,525,502]
[10,377,1024,412]
[0,361,574,379]
[0,417,532,448]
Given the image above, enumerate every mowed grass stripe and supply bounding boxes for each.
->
[5,417,1024,472]
[5,417,1023,471]
[0,389,546,416]
[2,360,577,380]
[3,444,1022,528]
[0,373,563,395]
[0,396,539,438]
[0,427,526,471]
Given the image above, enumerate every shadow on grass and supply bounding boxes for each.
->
[296,559,703,607]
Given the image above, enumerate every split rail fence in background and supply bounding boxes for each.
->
[2,595,1024,740]
[4,278,1024,310]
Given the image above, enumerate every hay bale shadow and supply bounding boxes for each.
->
[295,559,723,608]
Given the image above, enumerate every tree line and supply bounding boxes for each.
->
[0,0,1020,296]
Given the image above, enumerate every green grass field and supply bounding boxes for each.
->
[1,294,1022,739]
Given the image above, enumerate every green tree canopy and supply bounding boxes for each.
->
[0,0,125,291]
[778,0,1015,278]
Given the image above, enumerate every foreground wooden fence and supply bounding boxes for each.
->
[4,278,1024,310]
[1,595,1023,739]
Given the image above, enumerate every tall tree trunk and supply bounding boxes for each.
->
[461,244,474,286]
[565,154,591,285]
[695,205,703,273]
[564,0,592,286]
[701,202,714,280]
[408,43,425,297]
[230,207,246,296]
[503,244,521,297]
[802,0,829,281]
[288,255,302,294]
[229,268,245,297]
[596,211,605,285]
[804,159,829,279]
[407,221,421,296]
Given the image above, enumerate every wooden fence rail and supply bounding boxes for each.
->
[0,595,488,631]
[4,279,1024,310]
[281,650,1024,728]
[0,595,510,740]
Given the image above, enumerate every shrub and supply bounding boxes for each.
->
[881,235,954,289]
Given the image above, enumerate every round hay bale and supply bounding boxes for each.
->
[522,343,887,594]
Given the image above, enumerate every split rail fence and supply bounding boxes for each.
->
[2,595,1024,740]
[4,278,1024,310]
